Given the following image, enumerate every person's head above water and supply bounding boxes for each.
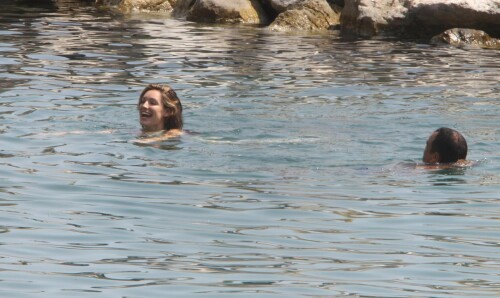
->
[138,84,183,132]
[423,127,467,164]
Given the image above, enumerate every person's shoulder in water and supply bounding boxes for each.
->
[417,127,474,169]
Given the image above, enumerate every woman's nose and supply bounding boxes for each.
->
[142,101,149,108]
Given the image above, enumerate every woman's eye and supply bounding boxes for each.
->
[141,98,159,105]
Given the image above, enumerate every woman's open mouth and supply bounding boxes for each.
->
[140,111,152,119]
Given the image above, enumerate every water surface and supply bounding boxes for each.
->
[0,3,499,297]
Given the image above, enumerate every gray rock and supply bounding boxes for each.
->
[410,0,500,37]
[186,0,269,24]
[431,28,500,49]
[268,0,340,31]
[341,0,408,37]
[341,0,500,38]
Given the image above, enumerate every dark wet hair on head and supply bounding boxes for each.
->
[430,127,467,163]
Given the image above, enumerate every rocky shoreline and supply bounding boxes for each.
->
[18,0,500,48]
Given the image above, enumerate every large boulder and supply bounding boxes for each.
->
[268,0,340,31]
[341,0,407,37]
[185,0,269,24]
[341,0,500,38]
[431,28,500,49]
[409,0,500,37]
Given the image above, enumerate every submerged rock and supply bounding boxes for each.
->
[431,28,500,49]
[268,0,340,32]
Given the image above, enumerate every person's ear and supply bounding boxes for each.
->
[162,109,172,118]
[425,152,440,163]
[423,143,440,163]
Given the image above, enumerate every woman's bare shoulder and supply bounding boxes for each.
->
[134,129,183,144]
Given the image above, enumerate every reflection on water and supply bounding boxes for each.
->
[1,3,500,297]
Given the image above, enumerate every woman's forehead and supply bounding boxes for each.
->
[143,89,162,98]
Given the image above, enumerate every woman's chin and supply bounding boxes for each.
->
[140,121,159,132]
[139,117,150,126]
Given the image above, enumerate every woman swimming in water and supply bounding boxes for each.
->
[137,83,183,142]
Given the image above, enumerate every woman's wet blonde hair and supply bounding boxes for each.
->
[138,84,183,130]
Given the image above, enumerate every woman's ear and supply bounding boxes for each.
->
[162,108,172,118]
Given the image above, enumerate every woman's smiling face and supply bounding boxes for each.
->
[139,89,168,132]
